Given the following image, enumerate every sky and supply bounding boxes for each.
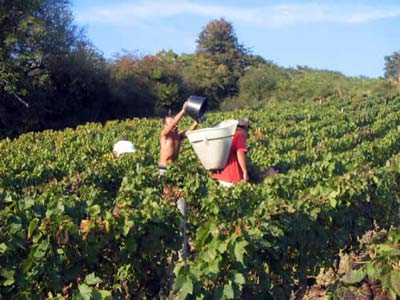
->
[71,0,400,78]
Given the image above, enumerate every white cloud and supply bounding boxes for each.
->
[75,1,400,28]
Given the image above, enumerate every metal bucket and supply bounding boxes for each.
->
[186,96,208,123]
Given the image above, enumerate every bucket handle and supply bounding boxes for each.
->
[190,135,234,144]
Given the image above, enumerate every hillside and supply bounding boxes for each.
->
[1,96,400,299]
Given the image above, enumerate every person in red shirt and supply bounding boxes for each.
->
[212,118,250,186]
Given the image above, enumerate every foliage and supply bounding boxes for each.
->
[0,0,109,137]
[108,53,156,118]
[2,96,400,299]
[195,18,252,103]
[385,51,400,83]
[222,62,287,110]
[0,0,48,98]
[1,5,399,139]
[196,18,247,58]
[320,225,400,299]
[180,53,231,109]
[109,50,194,117]
[44,44,110,127]
[274,67,347,102]
[223,66,400,110]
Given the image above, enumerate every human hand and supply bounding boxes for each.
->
[243,171,249,182]
[182,101,188,113]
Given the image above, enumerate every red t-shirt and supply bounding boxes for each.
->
[212,129,247,184]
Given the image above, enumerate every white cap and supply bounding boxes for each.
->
[113,140,136,157]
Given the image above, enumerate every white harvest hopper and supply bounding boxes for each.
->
[186,120,238,170]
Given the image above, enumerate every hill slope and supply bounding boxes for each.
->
[1,96,400,299]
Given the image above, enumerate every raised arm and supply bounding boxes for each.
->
[178,121,198,137]
[160,102,187,137]
[188,121,198,132]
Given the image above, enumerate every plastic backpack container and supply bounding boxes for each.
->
[186,120,238,170]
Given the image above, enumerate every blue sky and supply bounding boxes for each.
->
[71,0,400,78]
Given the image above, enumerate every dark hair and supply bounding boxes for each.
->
[238,124,250,130]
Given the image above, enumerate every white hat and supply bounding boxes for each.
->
[238,118,250,127]
[113,140,136,157]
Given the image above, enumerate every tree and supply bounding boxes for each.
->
[0,0,47,106]
[384,51,400,83]
[0,0,82,104]
[44,44,110,127]
[180,53,231,108]
[237,62,286,102]
[197,18,246,55]
[195,18,251,102]
[108,50,191,118]
[108,53,155,118]
[275,68,347,102]
[0,0,108,136]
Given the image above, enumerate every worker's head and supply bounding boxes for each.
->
[237,118,250,131]
[163,116,178,131]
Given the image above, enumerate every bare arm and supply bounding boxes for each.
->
[178,121,198,137]
[160,102,187,137]
[237,150,249,182]
[188,121,198,132]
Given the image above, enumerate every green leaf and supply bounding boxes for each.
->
[123,219,134,236]
[85,273,103,285]
[174,275,193,299]
[46,209,56,218]
[234,240,248,264]
[232,273,245,285]
[378,244,396,253]
[388,230,400,243]
[92,290,112,300]
[173,274,186,292]
[4,194,13,203]
[380,273,391,291]
[88,205,101,217]
[203,246,217,263]
[203,258,220,281]
[365,263,376,278]
[218,239,229,253]
[389,270,400,295]
[33,240,49,260]
[9,223,22,235]
[3,279,15,286]
[223,283,235,299]
[78,283,93,300]
[212,205,220,215]
[195,222,213,248]
[28,218,39,239]
[0,243,8,254]
[22,253,34,274]
[0,269,15,286]
[342,268,366,284]
[24,198,35,209]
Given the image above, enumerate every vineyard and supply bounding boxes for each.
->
[2,96,400,299]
